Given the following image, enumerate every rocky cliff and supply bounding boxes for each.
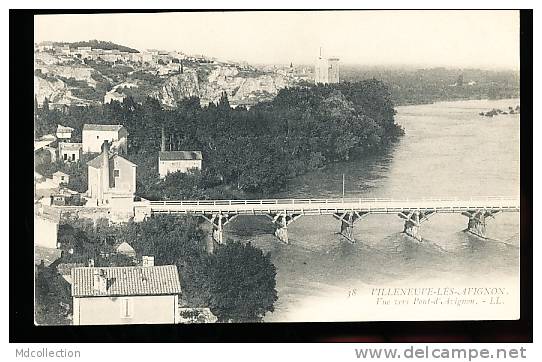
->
[34,50,309,109]
[154,65,299,108]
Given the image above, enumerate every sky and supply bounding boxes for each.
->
[34,11,520,70]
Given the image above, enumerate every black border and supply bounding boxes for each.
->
[10,9,533,343]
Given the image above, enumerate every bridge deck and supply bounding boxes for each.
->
[141,197,520,215]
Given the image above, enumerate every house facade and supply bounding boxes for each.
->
[158,151,203,179]
[59,142,83,162]
[82,124,128,154]
[34,206,60,249]
[87,141,136,207]
[104,91,127,104]
[71,265,182,325]
[52,171,69,185]
[56,124,74,140]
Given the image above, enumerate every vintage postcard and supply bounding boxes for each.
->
[33,10,521,325]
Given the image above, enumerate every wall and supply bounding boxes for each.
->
[58,206,112,224]
[159,160,202,178]
[314,58,329,84]
[111,157,136,194]
[328,60,340,84]
[34,215,58,249]
[73,294,179,325]
[82,130,122,153]
[59,147,81,162]
[87,166,101,200]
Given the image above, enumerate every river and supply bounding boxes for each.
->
[228,98,521,322]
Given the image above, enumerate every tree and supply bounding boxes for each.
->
[126,215,205,265]
[35,262,72,325]
[42,96,50,113]
[207,241,278,322]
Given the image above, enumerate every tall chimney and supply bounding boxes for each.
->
[161,126,166,152]
[93,268,108,293]
[101,141,110,204]
[142,256,154,267]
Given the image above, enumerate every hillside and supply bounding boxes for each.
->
[34,44,312,109]
[34,42,520,110]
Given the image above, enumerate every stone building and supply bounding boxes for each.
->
[314,48,340,84]
[159,151,203,179]
[58,142,83,163]
[87,141,136,211]
[71,265,182,325]
[82,124,128,154]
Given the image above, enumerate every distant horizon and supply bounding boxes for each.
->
[35,11,520,71]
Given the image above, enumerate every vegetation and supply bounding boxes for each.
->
[35,262,72,325]
[340,66,520,106]
[64,40,139,53]
[207,241,277,322]
[35,153,96,193]
[54,215,277,322]
[35,80,403,199]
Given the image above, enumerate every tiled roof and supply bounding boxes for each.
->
[57,124,74,132]
[53,171,69,177]
[59,142,82,151]
[83,124,125,132]
[87,152,137,169]
[159,151,202,161]
[71,265,182,297]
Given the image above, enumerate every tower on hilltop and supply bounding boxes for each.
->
[314,47,340,85]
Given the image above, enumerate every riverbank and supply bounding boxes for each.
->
[227,98,520,322]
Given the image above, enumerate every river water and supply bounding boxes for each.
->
[228,98,521,322]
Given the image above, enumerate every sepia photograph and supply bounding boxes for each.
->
[30,10,523,328]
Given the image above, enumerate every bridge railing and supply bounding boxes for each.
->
[147,196,519,207]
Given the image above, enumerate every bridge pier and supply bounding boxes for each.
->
[265,213,301,244]
[398,210,435,242]
[201,213,238,245]
[462,209,501,238]
[333,211,368,243]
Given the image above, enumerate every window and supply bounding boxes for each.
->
[61,176,65,181]
[63,154,67,160]
[96,135,99,139]
[114,169,120,177]
[71,154,76,161]
[120,298,133,318]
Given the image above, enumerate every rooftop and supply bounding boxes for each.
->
[59,142,82,151]
[53,171,69,177]
[83,124,125,132]
[159,151,203,161]
[57,124,74,132]
[71,265,182,297]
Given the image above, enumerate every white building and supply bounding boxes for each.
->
[87,141,136,219]
[158,151,203,179]
[56,124,74,140]
[82,124,128,154]
[71,265,182,325]
[76,46,92,58]
[52,171,69,186]
[58,142,82,162]
[104,91,127,104]
[314,48,340,84]
[34,206,61,249]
